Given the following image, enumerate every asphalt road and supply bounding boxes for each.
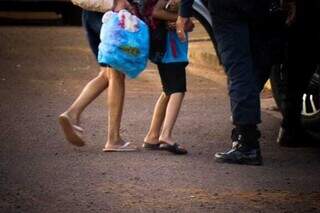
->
[0,26,320,213]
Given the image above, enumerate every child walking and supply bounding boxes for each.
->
[142,0,194,154]
[59,0,142,152]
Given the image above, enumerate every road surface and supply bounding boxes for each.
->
[0,26,320,213]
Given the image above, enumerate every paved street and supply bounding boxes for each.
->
[0,26,319,213]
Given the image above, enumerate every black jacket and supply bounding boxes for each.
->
[210,0,272,20]
[179,0,194,17]
[180,0,274,20]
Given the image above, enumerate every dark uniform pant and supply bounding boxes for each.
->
[211,16,272,125]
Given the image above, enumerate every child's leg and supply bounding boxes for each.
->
[104,67,127,148]
[144,92,170,144]
[156,63,187,145]
[159,92,185,145]
[62,67,109,125]
[59,67,109,146]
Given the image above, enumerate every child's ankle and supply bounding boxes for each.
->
[63,110,79,124]
[144,134,159,143]
[159,136,174,145]
[106,137,124,146]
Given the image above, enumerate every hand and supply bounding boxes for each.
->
[176,16,189,42]
[113,0,135,14]
[167,19,194,32]
[184,19,194,32]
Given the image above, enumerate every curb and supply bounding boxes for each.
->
[188,40,220,70]
[189,37,211,43]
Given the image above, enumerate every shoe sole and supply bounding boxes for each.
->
[102,148,137,152]
[215,157,263,166]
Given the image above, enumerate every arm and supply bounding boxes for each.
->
[176,0,194,41]
[152,0,178,22]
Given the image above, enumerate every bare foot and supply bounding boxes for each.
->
[158,137,186,150]
[143,136,160,145]
[103,139,138,152]
[62,112,83,132]
[158,136,175,146]
[158,137,187,154]
[58,113,85,146]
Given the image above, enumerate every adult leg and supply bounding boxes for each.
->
[144,92,170,144]
[212,17,262,165]
[212,18,261,125]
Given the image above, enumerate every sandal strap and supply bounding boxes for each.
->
[143,143,161,149]
[73,125,84,133]
[160,143,187,155]
[119,142,131,149]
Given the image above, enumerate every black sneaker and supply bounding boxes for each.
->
[215,128,263,166]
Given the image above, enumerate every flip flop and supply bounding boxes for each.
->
[159,142,188,155]
[103,142,138,152]
[58,114,85,147]
[142,142,162,150]
[73,124,84,133]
